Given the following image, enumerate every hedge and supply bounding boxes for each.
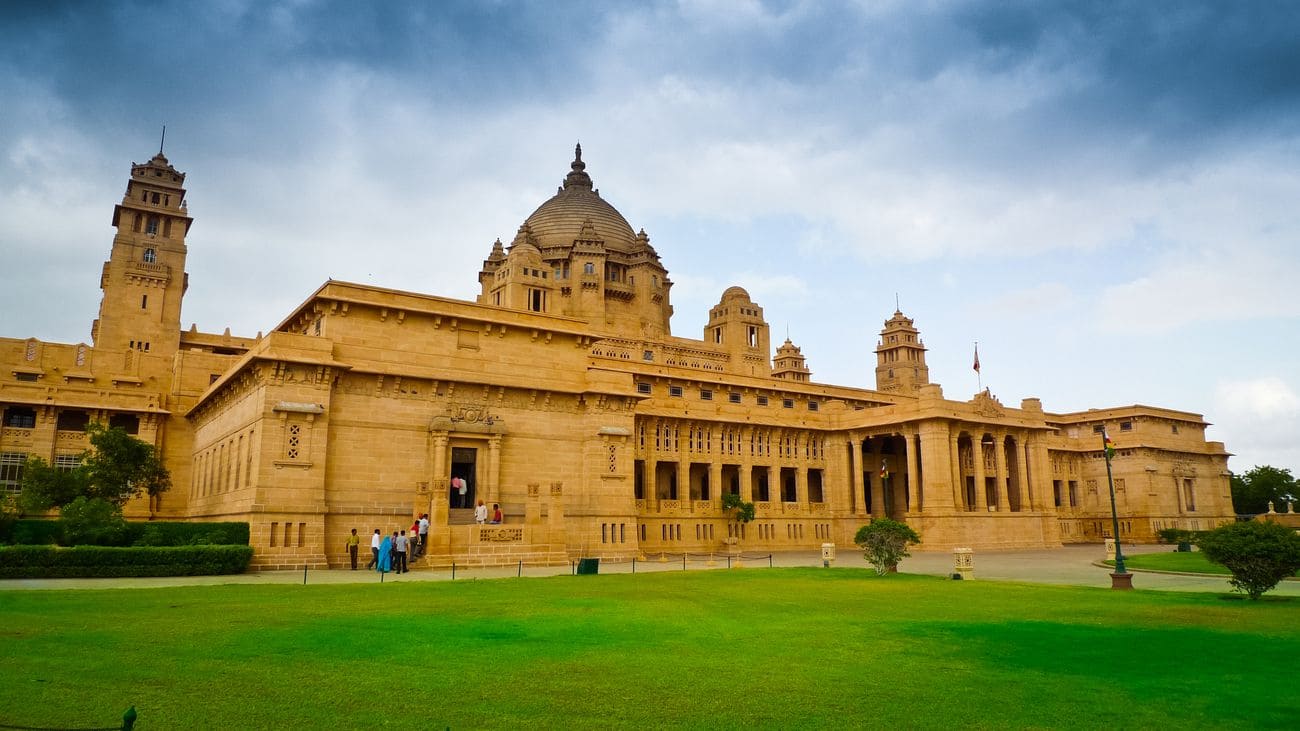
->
[0,520,250,547]
[0,545,254,578]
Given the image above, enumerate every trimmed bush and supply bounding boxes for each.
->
[0,520,250,547]
[1197,520,1300,600]
[2,519,64,546]
[0,545,254,578]
[126,521,250,547]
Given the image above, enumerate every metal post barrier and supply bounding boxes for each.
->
[632,557,636,573]
[303,564,308,585]
[451,562,456,581]
[682,554,687,571]
[518,560,523,578]
[769,554,773,568]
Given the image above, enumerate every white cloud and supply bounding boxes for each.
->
[1214,377,1300,472]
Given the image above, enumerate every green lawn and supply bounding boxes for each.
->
[2,569,1298,729]
[1122,550,1231,575]
[1121,551,1300,577]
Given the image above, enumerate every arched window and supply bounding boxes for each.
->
[146,217,159,235]
[132,213,142,233]
[583,262,595,275]
[143,248,156,264]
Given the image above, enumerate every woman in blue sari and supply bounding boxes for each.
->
[377,533,393,573]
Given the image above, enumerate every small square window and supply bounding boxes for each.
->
[782,399,794,409]
[700,389,713,401]
[1120,421,1132,432]
[669,386,683,398]
[636,382,651,395]
[728,393,742,404]
[643,350,654,361]
[808,401,819,411]
[756,396,769,406]
[1093,425,1105,434]
[15,372,38,382]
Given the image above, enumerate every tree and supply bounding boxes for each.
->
[18,424,170,547]
[854,518,921,576]
[81,423,171,506]
[1197,520,1300,600]
[722,492,755,525]
[1230,466,1297,515]
[19,456,90,512]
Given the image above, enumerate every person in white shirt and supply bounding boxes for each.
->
[474,499,488,524]
[418,514,429,555]
[366,529,381,569]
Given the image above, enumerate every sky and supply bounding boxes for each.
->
[1,0,1298,475]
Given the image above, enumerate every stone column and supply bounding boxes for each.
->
[973,436,988,511]
[795,465,808,507]
[1015,434,1031,512]
[949,433,964,510]
[993,433,1010,511]
[850,435,865,515]
[642,458,657,512]
[429,431,449,526]
[904,430,921,514]
[918,421,955,512]
[486,434,502,505]
[677,459,690,508]
[739,461,753,502]
[709,461,724,510]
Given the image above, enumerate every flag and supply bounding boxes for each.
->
[880,459,888,478]
[973,344,980,373]
[1102,430,1116,460]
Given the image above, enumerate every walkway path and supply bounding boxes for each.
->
[3,543,1296,595]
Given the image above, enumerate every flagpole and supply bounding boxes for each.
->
[1103,430,1132,589]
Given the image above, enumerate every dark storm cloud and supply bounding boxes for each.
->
[952,2,1300,140]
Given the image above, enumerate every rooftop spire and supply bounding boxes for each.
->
[563,142,593,190]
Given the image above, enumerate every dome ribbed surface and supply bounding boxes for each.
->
[522,144,639,253]
[524,187,638,253]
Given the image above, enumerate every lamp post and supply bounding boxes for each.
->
[1102,429,1132,590]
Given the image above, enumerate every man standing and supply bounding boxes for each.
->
[418,513,430,557]
[346,528,360,570]
[366,529,381,569]
[395,530,409,574]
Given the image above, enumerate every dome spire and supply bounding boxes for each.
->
[563,142,593,190]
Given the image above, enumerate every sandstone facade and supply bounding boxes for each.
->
[0,147,1235,569]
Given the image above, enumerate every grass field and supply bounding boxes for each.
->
[1122,550,1231,575]
[1121,550,1300,577]
[2,569,1298,729]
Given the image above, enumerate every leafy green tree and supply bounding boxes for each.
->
[722,492,755,525]
[1197,520,1300,600]
[81,423,171,506]
[19,457,90,512]
[854,518,921,576]
[1230,466,1297,515]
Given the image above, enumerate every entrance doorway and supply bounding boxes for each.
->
[450,447,477,509]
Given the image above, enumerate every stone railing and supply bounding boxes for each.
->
[808,502,829,515]
[477,526,524,543]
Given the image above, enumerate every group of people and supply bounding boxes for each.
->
[348,513,432,573]
[473,499,504,525]
[342,495,510,572]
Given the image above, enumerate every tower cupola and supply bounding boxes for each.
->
[874,309,930,393]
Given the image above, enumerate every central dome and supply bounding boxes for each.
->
[523,144,639,253]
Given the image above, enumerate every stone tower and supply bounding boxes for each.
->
[772,337,811,382]
[704,286,772,377]
[874,310,929,393]
[92,151,192,359]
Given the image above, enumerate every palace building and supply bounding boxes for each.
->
[0,146,1235,568]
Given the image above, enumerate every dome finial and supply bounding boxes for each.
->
[563,142,593,190]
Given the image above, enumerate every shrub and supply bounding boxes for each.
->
[0,519,250,547]
[126,521,250,547]
[1,519,63,546]
[0,545,254,578]
[854,518,921,576]
[60,497,130,547]
[1197,520,1300,600]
